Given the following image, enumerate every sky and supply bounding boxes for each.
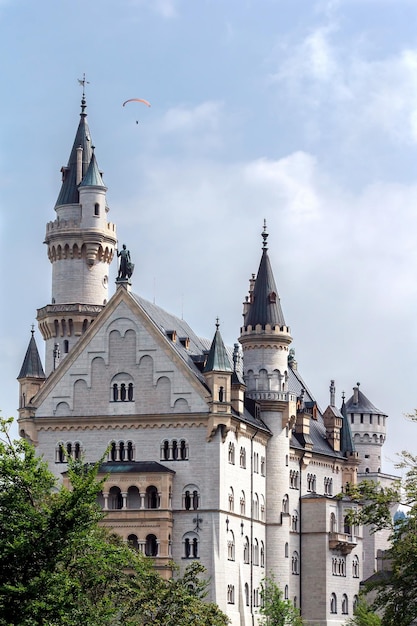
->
[1,0,417,476]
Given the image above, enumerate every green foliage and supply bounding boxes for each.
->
[259,575,303,626]
[344,427,417,626]
[346,595,381,626]
[0,417,228,626]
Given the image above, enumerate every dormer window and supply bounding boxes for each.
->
[166,330,177,342]
[268,291,277,303]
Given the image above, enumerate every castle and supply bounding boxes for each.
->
[17,95,393,626]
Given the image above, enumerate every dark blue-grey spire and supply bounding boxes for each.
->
[55,95,93,206]
[17,328,45,380]
[243,221,286,328]
[340,393,355,455]
[204,320,232,373]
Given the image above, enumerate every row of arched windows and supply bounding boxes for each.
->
[290,470,299,489]
[108,440,134,462]
[56,441,82,463]
[330,512,358,536]
[128,533,159,556]
[332,557,346,576]
[56,438,192,464]
[307,473,316,492]
[330,593,355,615]
[228,487,265,520]
[100,485,162,510]
[324,477,333,495]
[228,443,265,475]
[161,439,188,461]
[242,536,265,567]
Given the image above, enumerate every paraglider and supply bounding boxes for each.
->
[122,98,151,107]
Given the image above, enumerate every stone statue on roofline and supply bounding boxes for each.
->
[116,244,134,281]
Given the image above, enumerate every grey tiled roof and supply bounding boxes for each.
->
[204,326,232,372]
[55,99,94,206]
[18,332,45,380]
[345,389,386,416]
[131,293,270,434]
[288,366,346,459]
[243,249,286,328]
[79,151,105,188]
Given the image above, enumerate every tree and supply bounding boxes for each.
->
[346,595,381,626]
[259,575,303,626]
[0,417,229,626]
[345,438,417,626]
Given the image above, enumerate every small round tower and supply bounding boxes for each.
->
[345,383,387,474]
[37,93,117,375]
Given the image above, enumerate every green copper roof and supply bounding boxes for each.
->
[204,323,232,372]
[55,96,93,206]
[78,150,105,188]
[18,330,45,380]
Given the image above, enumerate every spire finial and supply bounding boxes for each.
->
[342,391,345,401]
[78,73,90,114]
[31,324,35,336]
[215,317,220,330]
[262,219,268,250]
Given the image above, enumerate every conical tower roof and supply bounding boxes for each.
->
[18,329,45,380]
[345,385,386,416]
[55,94,93,206]
[78,148,106,188]
[244,223,286,328]
[340,395,355,455]
[204,321,232,372]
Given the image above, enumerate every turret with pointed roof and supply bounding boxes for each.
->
[204,320,233,416]
[345,383,387,474]
[239,221,293,400]
[17,328,45,427]
[37,93,117,376]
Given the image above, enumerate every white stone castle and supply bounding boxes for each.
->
[17,96,395,626]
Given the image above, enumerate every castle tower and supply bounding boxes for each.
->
[36,92,117,375]
[239,222,296,587]
[345,384,387,474]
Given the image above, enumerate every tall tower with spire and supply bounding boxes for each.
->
[239,221,297,585]
[36,92,117,375]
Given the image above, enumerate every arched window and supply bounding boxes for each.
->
[282,494,289,514]
[330,593,337,614]
[344,515,351,535]
[291,551,299,575]
[292,510,298,532]
[240,447,246,468]
[285,542,289,558]
[128,534,139,550]
[127,486,140,509]
[243,537,250,564]
[240,491,246,515]
[110,374,134,402]
[245,583,250,606]
[352,555,360,578]
[145,534,158,557]
[56,442,65,463]
[342,594,348,615]
[253,539,259,566]
[94,202,100,216]
[229,487,234,512]
[285,585,289,600]
[180,439,187,460]
[227,531,235,561]
[183,532,199,558]
[253,493,259,520]
[228,442,235,464]
[109,486,123,510]
[146,486,159,509]
[330,512,337,532]
[163,440,169,460]
[183,485,199,510]
[227,585,235,604]
[260,541,265,568]
[127,441,134,461]
[260,495,265,521]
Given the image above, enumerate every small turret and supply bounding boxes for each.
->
[204,320,233,415]
[17,328,46,439]
[322,380,343,452]
[345,383,387,474]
